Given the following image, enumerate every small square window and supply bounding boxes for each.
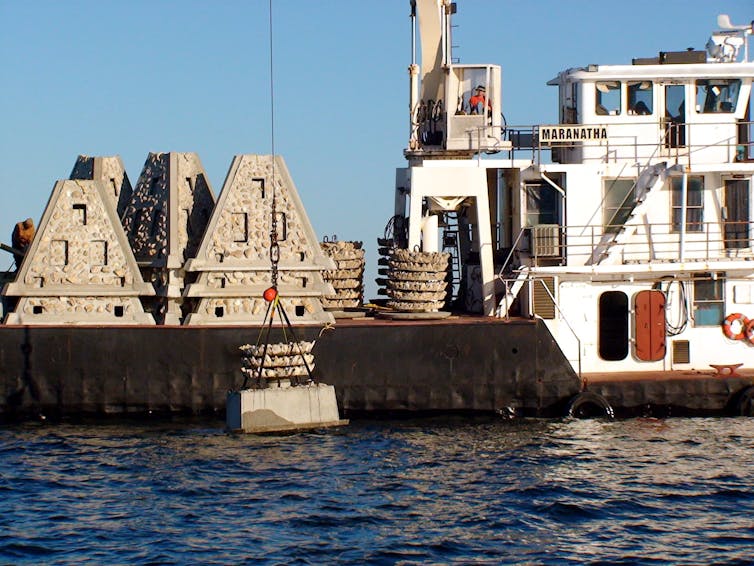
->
[73,203,87,225]
[32,305,43,314]
[693,274,724,326]
[215,306,224,317]
[114,305,124,317]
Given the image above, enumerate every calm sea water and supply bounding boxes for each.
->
[1,416,752,565]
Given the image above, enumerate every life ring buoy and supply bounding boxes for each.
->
[745,319,754,344]
[722,313,750,341]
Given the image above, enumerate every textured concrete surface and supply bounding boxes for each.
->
[226,383,343,433]
[69,155,133,218]
[183,155,334,325]
[121,152,216,324]
[3,180,154,325]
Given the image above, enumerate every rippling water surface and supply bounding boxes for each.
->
[1,416,753,564]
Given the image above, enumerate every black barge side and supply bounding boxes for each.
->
[1,317,751,421]
[0,317,579,420]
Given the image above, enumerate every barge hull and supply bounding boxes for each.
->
[1,318,751,420]
[0,318,580,420]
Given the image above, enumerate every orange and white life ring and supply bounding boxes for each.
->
[722,313,750,341]
[745,318,754,344]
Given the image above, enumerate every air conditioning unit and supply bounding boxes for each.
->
[532,224,561,257]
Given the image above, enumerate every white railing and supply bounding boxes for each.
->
[499,119,753,167]
[516,220,754,267]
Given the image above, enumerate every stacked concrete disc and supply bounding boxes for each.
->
[386,249,450,312]
[239,340,315,384]
[320,240,365,311]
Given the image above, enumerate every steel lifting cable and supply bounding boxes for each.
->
[242,0,314,389]
[268,0,280,291]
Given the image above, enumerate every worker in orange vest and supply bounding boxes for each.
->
[11,217,35,267]
[469,85,491,115]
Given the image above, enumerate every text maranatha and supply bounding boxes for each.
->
[540,126,608,143]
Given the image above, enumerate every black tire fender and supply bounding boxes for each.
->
[734,386,754,417]
[566,391,615,419]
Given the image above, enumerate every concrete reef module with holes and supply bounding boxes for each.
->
[1,316,752,421]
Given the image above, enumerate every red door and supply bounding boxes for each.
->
[634,290,666,362]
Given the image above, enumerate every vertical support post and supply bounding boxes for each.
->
[408,3,420,151]
[408,188,424,250]
[679,168,688,261]
[475,196,496,316]
[421,213,439,252]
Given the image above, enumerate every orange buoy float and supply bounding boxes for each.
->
[263,287,278,302]
[745,318,754,344]
[722,313,749,341]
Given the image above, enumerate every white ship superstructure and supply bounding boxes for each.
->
[395,3,753,378]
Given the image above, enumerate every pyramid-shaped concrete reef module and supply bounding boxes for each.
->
[69,155,133,218]
[183,154,335,325]
[121,152,216,324]
[3,180,155,324]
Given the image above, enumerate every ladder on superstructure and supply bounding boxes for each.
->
[442,211,462,304]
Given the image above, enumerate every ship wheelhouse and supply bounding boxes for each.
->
[491,27,754,376]
[509,53,754,272]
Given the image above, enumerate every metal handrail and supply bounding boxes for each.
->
[500,119,753,167]
[521,220,754,267]
[497,227,527,277]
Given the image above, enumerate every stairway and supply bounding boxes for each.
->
[587,162,669,265]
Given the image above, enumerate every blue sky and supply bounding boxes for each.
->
[0,0,751,293]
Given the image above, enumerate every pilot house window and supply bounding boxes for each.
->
[595,81,621,115]
[696,79,741,113]
[628,81,653,115]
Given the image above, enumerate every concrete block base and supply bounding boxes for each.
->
[226,381,347,433]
